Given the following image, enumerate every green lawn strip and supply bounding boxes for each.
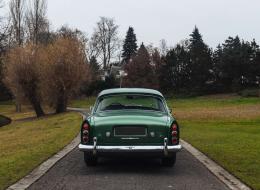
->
[167,96,260,109]
[0,101,36,121]
[68,96,260,110]
[0,112,82,190]
[0,101,55,121]
[180,120,260,190]
[69,97,96,109]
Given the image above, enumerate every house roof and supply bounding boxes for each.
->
[98,88,163,97]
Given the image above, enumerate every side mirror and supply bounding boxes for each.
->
[169,108,172,113]
[89,106,93,113]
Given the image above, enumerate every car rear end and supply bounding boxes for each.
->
[78,88,182,166]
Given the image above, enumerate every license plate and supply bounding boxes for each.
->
[114,126,147,136]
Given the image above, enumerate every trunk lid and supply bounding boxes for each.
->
[91,110,170,145]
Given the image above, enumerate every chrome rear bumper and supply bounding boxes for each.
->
[78,137,182,156]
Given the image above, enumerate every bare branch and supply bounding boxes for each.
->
[9,0,25,46]
[91,17,119,69]
[159,39,168,57]
[25,0,48,44]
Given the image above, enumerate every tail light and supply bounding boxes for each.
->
[171,123,178,145]
[82,122,90,143]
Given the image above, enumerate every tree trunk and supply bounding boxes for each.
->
[15,101,21,113]
[29,96,45,117]
[55,94,67,114]
[33,102,45,117]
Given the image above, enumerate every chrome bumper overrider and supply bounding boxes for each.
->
[78,137,182,156]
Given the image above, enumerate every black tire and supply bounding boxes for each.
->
[84,152,98,166]
[161,153,176,167]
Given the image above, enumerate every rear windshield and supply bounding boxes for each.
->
[95,94,166,112]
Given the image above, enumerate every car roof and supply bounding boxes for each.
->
[98,88,164,97]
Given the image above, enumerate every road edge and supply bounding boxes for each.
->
[7,133,80,190]
[180,139,251,190]
[5,108,251,190]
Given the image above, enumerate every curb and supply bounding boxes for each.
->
[5,108,250,190]
[6,109,86,190]
[181,139,252,190]
[67,107,89,119]
[7,133,80,190]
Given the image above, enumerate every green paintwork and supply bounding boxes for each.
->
[81,88,178,146]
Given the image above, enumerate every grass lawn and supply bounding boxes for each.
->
[167,95,260,190]
[180,119,260,190]
[0,101,55,121]
[71,94,260,189]
[69,97,96,109]
[0,112,82,190]
[0,101,36,121]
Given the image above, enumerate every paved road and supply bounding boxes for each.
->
[28,148,229,190]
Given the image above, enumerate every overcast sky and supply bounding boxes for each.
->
[2,0,260,48]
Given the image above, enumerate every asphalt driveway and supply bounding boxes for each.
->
[28,148,229,190]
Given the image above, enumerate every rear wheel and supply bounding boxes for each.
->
[161,153,176,167]
[84,152,98,166]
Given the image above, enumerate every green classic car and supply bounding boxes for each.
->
[79,88,182,166]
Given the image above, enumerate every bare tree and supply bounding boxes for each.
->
[0,0,9,102]
[91,17,119,69]
[58,25,88,49]
[87,33,101,61]
[8,0,25,112]
[0,0,5,48]
[159,39,168,57]
[9,0,25,46]
[146,43,155,55]
[4,43,45,117]
[0,0,8,65]
[123,43,158,89]
[0,0,8,48]
[41,36,90,113]
[0,0,4,21]
[58,26,85,40]
[25,0,49,44]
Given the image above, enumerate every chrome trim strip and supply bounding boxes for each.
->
[93,137,97,155]
[121,137,140,140]
[163,138,168,156]
[78,144,182,153]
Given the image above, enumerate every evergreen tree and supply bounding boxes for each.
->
[251,39,259,58]
[158,49,178,93]
[174,44,191,90]
[249,39,260,87]
[217,36,246,90]
[151,49,162,72]
[89,56,100,77]
[213,44,223,70]
[158,44,191,94]
[212,44,225,91]
[123,43,158,89]
[188,26,213,92]
[214,37,260,91]
[122,27,138,63]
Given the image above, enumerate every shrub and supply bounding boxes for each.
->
[41,37,90,113]
[4,44,45,117]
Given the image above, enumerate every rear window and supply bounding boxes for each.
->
[95,94,166,112]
